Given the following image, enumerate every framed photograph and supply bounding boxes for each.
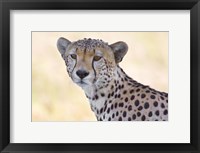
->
[0,0,200,153]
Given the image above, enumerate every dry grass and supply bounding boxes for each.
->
[32,32,168,121]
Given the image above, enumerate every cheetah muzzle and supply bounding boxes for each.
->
[57,37,168,121]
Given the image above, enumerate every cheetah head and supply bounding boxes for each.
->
[57,37,128,89]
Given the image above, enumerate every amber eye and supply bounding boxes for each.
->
[70,54,77,59]
[93,56,102,61]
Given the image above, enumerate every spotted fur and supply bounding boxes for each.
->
[57,37,168,121]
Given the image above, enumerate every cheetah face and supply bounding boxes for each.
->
[57,38,128,88]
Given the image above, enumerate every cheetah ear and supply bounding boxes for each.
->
[57,37,71,56]
[110,41,128,63]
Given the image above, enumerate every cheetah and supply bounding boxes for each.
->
[56,37,168,121]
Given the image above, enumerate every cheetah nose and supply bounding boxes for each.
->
[76,70,89,79]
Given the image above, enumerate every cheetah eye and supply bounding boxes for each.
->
[93,56,102,61]
[70,54,77,59]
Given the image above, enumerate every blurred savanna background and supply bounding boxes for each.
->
[32,32,168,122]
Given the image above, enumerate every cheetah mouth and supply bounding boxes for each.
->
[71,77,87,85]
[72,76,94,86]
[76,80,88,86]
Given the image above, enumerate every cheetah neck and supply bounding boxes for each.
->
[82,65,132,118]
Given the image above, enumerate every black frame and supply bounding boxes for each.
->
[0,0,200,153]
